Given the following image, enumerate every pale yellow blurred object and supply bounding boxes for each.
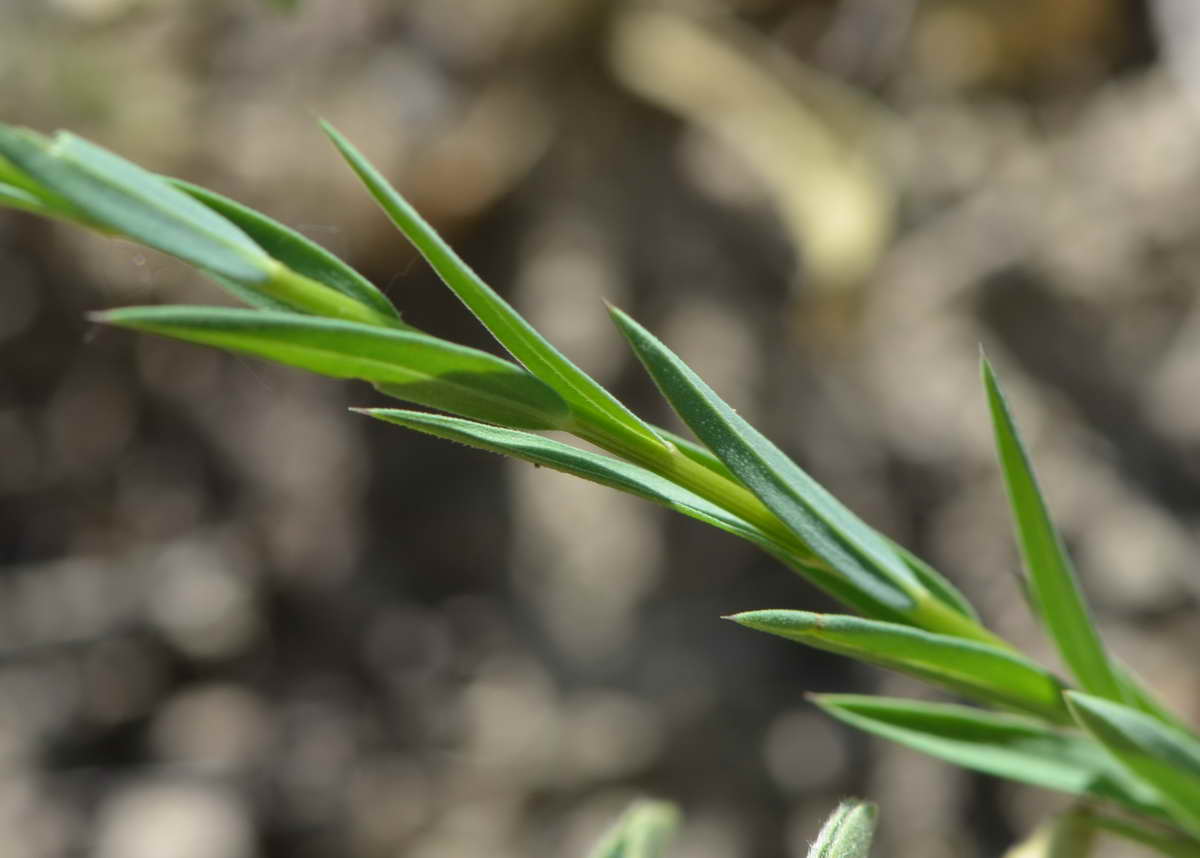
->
[1002,810,1096,858]
[610,7,894,294]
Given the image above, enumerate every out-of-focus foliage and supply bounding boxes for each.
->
[2,1,1199,857]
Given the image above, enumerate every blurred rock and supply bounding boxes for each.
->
[94,779,255,858]
[151,684,273,776]
[146,537,260,660]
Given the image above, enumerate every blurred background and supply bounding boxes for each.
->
[2,0,1199,855]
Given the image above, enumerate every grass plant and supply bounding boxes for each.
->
[2,120,1197,856]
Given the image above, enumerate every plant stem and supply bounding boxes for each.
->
[572,414,816,559]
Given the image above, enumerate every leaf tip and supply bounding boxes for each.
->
[1062,689,1089,712]
[1061,691,1114,736]
[722,609,772,631]
[605,301,637,330]
[318,118,351,151]
[979,349,997,384]
[350,407,403,422]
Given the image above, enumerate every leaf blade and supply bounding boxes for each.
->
[982,357,1125,702]
[610,305,942,619]
[0,125,273,283]
[320,121,668,456]
[173,179,407,325]
[363,409,817,564]
[361,409,916,617]
[732,610,1069,721]
[1066,691,1200,837]
[96,306,570,430]
[813,694,1164,818]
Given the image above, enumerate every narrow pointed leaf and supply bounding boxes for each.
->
[320,121,668,456]
[586,800,679,858]
[610,305,925,615]
[808,800,877,858]
[0,125,273,283]
[732,610,1069,721]
[365,409,937,619]
[96,306,569,430]
[173,180,407,325]
[1066,691,1200,837]
[363,409,911,617]
[363,409,815,570]
[812,695,1164,818]
[982,357,1126,702]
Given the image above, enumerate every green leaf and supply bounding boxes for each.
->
[982,357,1126,703]
[807,800,877,858]
[0,126,394,327]
[813,694,1164,818]
[320,121,669,459]
[587,800,680,858]
[731,610,1070,721]
[611,305,993,639]
[362,409,821,572]
[0,125,273,283]
[364,410,937,619]
[1066,691,1200,837]
[95,306,570,430]
[173,180,407,325]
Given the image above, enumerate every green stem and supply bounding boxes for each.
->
[571,413,816,559]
